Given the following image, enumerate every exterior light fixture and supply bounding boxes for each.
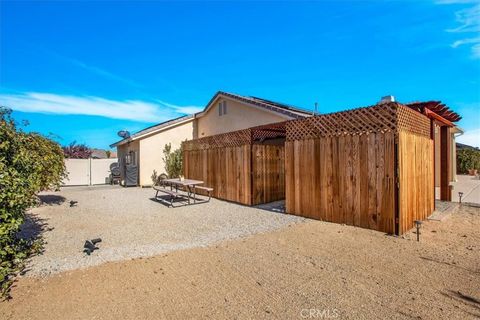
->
[414,220,422,242]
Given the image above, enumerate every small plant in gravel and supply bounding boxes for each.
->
[0,107,65,299]
[162,143,183,178]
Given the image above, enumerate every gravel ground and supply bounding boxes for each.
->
[2,203,479,319]
[21,186,304,277]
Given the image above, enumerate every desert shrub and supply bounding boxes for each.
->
[0,107,65,298]
[162,143,183,178]
[457,149,480,174]
[62,141,92,159]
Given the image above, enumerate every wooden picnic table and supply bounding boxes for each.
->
[163,178,204,204]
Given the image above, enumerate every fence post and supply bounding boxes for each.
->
[89,157,92,186]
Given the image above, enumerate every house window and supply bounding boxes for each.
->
[218,101,227,116]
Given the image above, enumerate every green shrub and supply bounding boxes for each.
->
[457,149,480,174]
[0,107,65,298]
[162,143,183,178]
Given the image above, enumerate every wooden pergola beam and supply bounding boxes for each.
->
[440,126,452,201]
[424,109,454,127]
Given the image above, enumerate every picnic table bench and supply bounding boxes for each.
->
[153,186,186,207]
[154,178,213,207]
[194,186,214,200]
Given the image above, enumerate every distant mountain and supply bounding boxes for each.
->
[457,143,480,151]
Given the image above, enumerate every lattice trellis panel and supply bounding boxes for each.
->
[251,121,287,142]
[184,102,432,149]
[183,129,251,151]
[251,129,285,141]
[397,105,431,137]
[286,103,431,141]
[183,121,289,151]
[286,103,398,141]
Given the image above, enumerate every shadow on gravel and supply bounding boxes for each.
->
[149,196,207,208]
[441,290,480,317]
[38,194,66,206]
[17,213,52,258]
[420,256,480,275]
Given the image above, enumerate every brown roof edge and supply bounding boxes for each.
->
[199,91,313,119]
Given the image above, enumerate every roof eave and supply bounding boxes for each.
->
[195,91,312,120]
[110,115,194,148]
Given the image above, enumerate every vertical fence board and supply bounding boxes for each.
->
[183,145,251,205]
[284,132,397,233]
[184,144,283,206]
[251,144,285,206]
[398,131,434,234]
[285,141,295,213]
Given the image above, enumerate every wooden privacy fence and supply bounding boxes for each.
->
[286,132,396,233]
[183,144,252,205]
[286,102,434,234]
[252,144,285,205]
[183,124,286,206]
[183,102,434,235]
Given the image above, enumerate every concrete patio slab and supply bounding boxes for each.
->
[450,174,480,204]
[429,200,459,221]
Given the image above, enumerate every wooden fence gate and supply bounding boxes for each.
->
[252,145,285,205]
[183,125,287,206]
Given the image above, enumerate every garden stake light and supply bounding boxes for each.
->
[458,192,463,204]
[414,220,422,242]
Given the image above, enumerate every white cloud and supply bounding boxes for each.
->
[0,92,201,123]
[447,4,480,32]
[451,36,480,47]
[472,43,480,57]
[444,3,480,58]
[40,48,143,88]
[66,58,143,88]
[457,128,480,148]
[436,0,479,5]
[156,100,204,114]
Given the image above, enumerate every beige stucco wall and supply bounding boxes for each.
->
[116,96,295,186]
[196,96,288,138]
[138,120,195,186]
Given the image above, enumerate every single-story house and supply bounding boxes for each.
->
[111,92,463,197]
[110,91,313,186]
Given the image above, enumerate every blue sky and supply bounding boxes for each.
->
[1,0,479,149]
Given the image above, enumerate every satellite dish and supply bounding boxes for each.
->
[117,130,130,139]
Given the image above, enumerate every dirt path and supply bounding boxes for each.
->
[1,206,479,320]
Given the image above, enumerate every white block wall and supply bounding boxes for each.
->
[63,158,118,186]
